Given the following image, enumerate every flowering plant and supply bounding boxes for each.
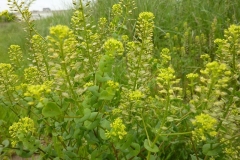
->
[0,0,239,159]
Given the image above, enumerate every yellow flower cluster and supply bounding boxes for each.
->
[112,4,122,15]
[0,63,18,92]
[160,48,171,66]
[9,117,35,146]
[186,73,199,79]
[84,81,94,88]
[129,90,144,100]
[24,66,41,84]
[192,113,217,142]
[200,54,211,63]
[221,138,240,159]
[49,25,71,40]
[138,12,155,23]
[214,25,240,68]
[107,80,119,89]
[199,61,231,91]
[30,34,47,71]
[8,45,23,67]
[99,17,107,26]
[47,24,77,62]
[157,67,176,82]
[103,38,124,56]
[137,12,155,39]
[112,108,122,115]
[105,118,127,140]
[121,35,129,42]
[224,24,240,41]
[0,63,13,76]
[200,61,227,78]
[24,81,52,103]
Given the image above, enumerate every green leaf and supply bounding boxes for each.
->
[64,97,75,103]
[76,108,91,123]
[202,143,221,156]
[2,139,9,147]
[100,119,111,129]
[121,134,134,149]
[96,71,111,82]
[144,139,159,153]
[16,142,34,158]
[88,86,100,97]
[42,102,62,117]
[0,146,3,154]
[127,143,140,158]
[99,128,107,140]
[190,154,203,160]
[99,89,115,100]
[84,119,100,130]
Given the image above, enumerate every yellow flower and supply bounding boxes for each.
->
[103,38,124,56]
[107,80,119,89]
[112,4,122,15]
[192,113,217,142]
[49,25,71,40]
[84,81,94,88]
[9,117,35,146]
[186,73,199,79]
[23,81,52,101]
[129,90,144,100]
[105,118,127,140]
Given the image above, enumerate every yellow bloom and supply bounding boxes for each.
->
[103,38,124,56]
[105,118,127,140]
[129,90,144,100]
[9,117,35,146]
[192,113,217,142]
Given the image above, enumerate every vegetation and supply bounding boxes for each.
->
[0,10,73,63]
[0,0,239,159]
[0,10,16,22]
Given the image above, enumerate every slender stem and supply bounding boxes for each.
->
[111,143,119,160]
[141,110,150,144]
[79,0,94,72]
[190,137,199,160]
[59,42,81,112]
[157,131,192,136]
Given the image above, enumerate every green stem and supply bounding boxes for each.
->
[147,82,171,158]
[79,0,94,72]
[59,42,81,111]
[157,131,192,136]
[141,110,150,144]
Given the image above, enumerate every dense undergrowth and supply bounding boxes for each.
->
[0,0,240,159]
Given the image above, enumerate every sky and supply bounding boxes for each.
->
[0,0,74,12]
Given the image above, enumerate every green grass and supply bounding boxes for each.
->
[0,22,26,63]
[0,10,73,63]
[93,0,240,49]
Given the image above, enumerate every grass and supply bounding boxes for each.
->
[93,0,240,49]
[0,10,73,63]
[0,22,26,63]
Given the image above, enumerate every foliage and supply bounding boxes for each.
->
[0,10,16,23]
[0,0,240,159]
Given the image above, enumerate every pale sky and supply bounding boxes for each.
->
[0,0,74,11]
